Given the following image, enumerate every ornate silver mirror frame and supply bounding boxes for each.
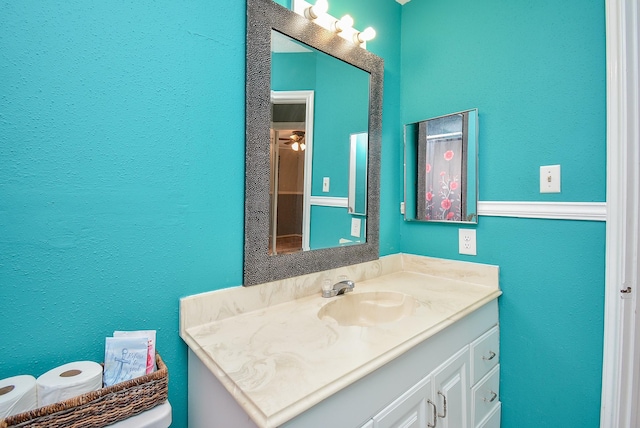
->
[244,0,383,286]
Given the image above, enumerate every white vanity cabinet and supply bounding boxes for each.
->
[364,325,501,428]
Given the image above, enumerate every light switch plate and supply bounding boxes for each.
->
[459,229,477,255]
[540,165,561,193]
[322,177,330,192]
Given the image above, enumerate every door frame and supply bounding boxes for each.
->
[601,0,639,425]
[271,90,315,251]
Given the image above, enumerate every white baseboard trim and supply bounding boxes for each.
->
[477,201,607,221]
[309,196,349,208]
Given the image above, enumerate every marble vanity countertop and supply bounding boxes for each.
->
[180,254,501,428]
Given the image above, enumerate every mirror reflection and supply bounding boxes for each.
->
[270,30,370,253]
[404,109,478,223]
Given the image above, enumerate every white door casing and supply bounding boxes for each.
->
[601,0,640,426]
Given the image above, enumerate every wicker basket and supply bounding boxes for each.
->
[0,353,168,428]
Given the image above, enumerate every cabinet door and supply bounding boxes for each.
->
[432,346,470,428]
[373,376,435,428]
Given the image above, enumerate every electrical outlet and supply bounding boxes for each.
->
[400,202,405,215]
[350,218,361,237]
[540,165,561,193]
[459,229,477,255]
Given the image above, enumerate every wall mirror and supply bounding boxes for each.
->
[245,0,383,286]
[404,109,478,224]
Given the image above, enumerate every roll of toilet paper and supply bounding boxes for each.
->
[0,375,38,419]
[36,361,103,407]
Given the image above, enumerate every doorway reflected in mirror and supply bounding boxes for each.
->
[270,91,314,254]
[269,106,306,255]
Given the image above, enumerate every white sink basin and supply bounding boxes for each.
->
[317,291,418,327]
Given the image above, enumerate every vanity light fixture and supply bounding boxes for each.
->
[292,0,376,50]
[303,0,328,20]
[332,14,354,33]
[354,27,376,44]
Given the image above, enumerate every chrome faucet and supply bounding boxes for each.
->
[322,279,355,298]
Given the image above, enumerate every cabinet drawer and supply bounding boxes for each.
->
[477,401,501,428]
[471,364,500,427]
[470,325,499,385]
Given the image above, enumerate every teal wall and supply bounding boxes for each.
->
[0,1,401,427]
[400,1,606,427]
[312,51,369,197]
[0,2,247,426]
[310,51,369,249]
[272,51,317,90]
[309,206,365,249]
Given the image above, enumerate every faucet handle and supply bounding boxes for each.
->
[321,279,334,298]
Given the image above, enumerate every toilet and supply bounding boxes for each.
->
[106,401,172,428]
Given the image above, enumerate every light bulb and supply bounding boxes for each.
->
[300,143,306,151]
[332,14,354,33]
[314,0,329,13]
[291,142,300,151]
[304,0,329,20]
[354,26,376,43]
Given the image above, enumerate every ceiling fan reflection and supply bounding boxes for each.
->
[279,130,306,151]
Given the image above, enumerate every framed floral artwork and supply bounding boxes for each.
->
[404,109,478,223]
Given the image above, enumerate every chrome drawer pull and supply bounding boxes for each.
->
[427,399,438,427]
[437,391,447,418]
[482,351,496,361]
[483,391,498,403]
